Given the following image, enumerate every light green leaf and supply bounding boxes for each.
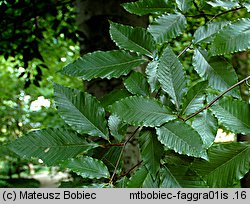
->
[110,96,176,127]
[145,61,160,93]
[109,22,156,57]
[127,166,148,187]
[61,156,110,179]
[192,110,218,149]
[193,48,240,98]
[243,2,250,12]
[207,0,239,9]
[156,120,208,159]
[148,13,187,44]
[181,81,208,116]
[157,47,187,110]
[124,72,150,96]
[210,18,250,55]
[192,142,250,187]
[54,83,109,139]
[108,115,127,142]
[139,130,164,177]
[176,0,192,13]
[210,97,250,135]
[193,21,230,44]
[100,89,131,109]
[122,0,170,16]
[8,128,98,165]
[60,50,147,80]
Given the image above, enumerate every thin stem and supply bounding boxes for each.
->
[209,6,245,22]
[109,126,141,183]
[121,160,143,177]
[184,75,250,122]
[177,42,193,58]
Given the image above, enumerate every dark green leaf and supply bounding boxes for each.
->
[192,110,218,149]
[192,142,250,187]
[139,130,164,177]
[60,50,147,80]
[157,47,187,110]
[127,166,148,187]
[211,97,250,135]
[122,0,170,16]
[100,89,131,109]
[110,22,156,57]
[156,120,208,159]
[193,48,240,98]
[61,156,110,179]
[124,72,150,96]
[101,146,122,171]
[54,84,109,139]
[8,128,98,165]
[181,81,208,116]
[148,13,187,44]
[210,18,250,55]
[160,165,208,188]
[110,96,176,127]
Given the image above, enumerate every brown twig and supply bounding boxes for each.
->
[184,75,250,122]
[121,160,143,177]
[109,126,141,183]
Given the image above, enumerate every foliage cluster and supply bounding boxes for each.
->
[6,0,250,187]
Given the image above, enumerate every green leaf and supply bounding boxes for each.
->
[160,166,182,187]
[110,96,176,127]
[124,72,150,96]
[100,89,131,109]
[61,156,110,179]
[156,120,208,159]
[145,61,160,93]
[181,81,208,116]
[193,48,240,98]
[193,21,230,44]
[101,146,122,171]
[160,165,208,188]
[210,18,250,55]
[207,0,239,9]
[108,115,127,142]
[192,142,250,187]
[139,130,164,177]
[116,177,129,188]
[60,50,147,80]
[8,128,98,166]
[176,0,192,13]
[122,0,170,16]
[148,13,187,44]
[109,22,156,57]
[54,84,109,139]
[243,2,250,12]
[192,110,218,149]
[157,47,187,110]
[142,173,160,187]
[210,97,250,135]
[127,166,148,187]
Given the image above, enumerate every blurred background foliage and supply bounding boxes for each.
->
[0,0,249,187]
